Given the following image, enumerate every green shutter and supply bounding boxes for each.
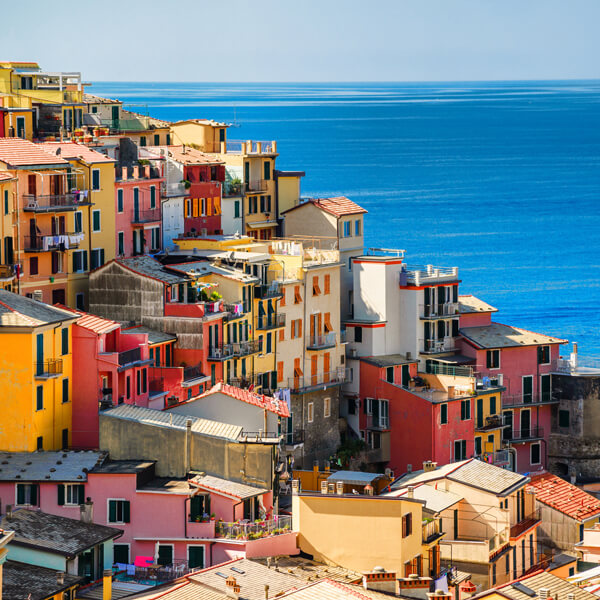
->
[62,328,68,354]
[78,484,86,504]
[190,495,203,520]
[123,500,131,523]
[93,211,100,231]
[157,545,172,566]
[83,251,88,272]
[17,484,25,505]
[109,500,117,522]
[31,484,38,506]
[188,546,204,569]
[58,484,65,505]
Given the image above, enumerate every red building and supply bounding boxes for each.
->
[458,295,567,473]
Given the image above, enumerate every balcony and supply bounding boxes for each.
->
[420,337,459,355]
[366,415,390,430]
[502,393,558,408]
[132,209,161,224]
[34,359,63,378]
[553,357,600,375]
[474,415,505,432]
[23,193,90,212]
[420,303,460,320]
[255,282,282,299]
[0,265,15,280]
[118,347,142,367]
[246,179,269,193]
[427,363,473,378]
[504,427,544,442]
[163,182,188,197]
[114,560,190,586]
[208,340,262,361]
[400,264,459,287]
[24,233,82,252]
[215,516,292,541]
[285,429,305,447]
[256,314,286,331]
[510,510,541,540]
[423,519,444,544]
[288,368,348,394]
[223,302,245,321]
[307,332,337,350]
[183,364,207,384]
[223,181,242,197]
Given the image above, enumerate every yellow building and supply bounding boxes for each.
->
[473,387,506,464]
[0,172,17,291]
[0,93,35,140]
[0,290,77,451]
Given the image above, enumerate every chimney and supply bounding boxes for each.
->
[567,594,575,600]
[364,484,374,496]
[291,480,300,495]
[271,141,277,153]
[336,481,344,495]
[6,504,12,520]
[423,461,437,473]
[426,590,453,600]
[447,386,455,399]
[363,569,396,595]
[265,584,269,600]
[132,165,139,179]
[144,165,150,178]
[328,482,335,495]
[573,342,578,355]
[121,166,127,180]
[103,569,112,600]
[80,499,93,523]
[313,460,319,474]
[56,572,65,586]
[320,480,328,495]
[539,589,550,600]
[407,486,415,499]
[225,576,240,599]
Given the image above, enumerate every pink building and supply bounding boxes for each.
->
[459,295,567,473]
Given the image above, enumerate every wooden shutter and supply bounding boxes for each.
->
[294,286,302,304]
[109,500,117,522]
[31,484,38,506]
[58,484,65,506]
[277,362,284,383]
[280,287,286,306]
[123,500,131,523]
[324,313,332,333]
[279,329,284,342]
[324,274,330,294]
[78,484,85,505]
[324,353,330,381]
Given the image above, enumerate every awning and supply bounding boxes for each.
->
[327,471,385,486]
[434,354,475,365]
[245,220,278,229]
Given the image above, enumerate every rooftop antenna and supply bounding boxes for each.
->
[231,104,241,128]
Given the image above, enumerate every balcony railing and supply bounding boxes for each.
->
[426,363,473,378]
[223,182,243,197]
[307,332,337,350]
[215,515,292,541]
[423,519,443,543]
[502,393,557,408]
[553,357,600,375]
[255,282,282,299]
[366,415,390,430]
[114,560,190,584]
[132,209,161,224]
[256,314,286,330]
[420,338,458,355]
[23,193,90,212]
[209,340,262,361]
[504,427,544,441]
[420,303,460,319]
[288,368,348,393]
[24,233,82,252]
[118,347,142,366]
[163,182,188,197]
[34,359,63,377]
[400,265,459,286]
[0,264,16,279]
[246,179,268,193]
[223,302,245,320]
[475,415,505,432]
[183,364,206,382]
[285,429,305,446]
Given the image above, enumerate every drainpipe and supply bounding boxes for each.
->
[184,495,190,539]
[185,419,192,476]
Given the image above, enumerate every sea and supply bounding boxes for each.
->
[88,81,600,358]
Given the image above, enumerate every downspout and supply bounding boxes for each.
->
[185,419,192,476]
[302,267,308,467]
[15,176,21,294]
[184,495,190,539]
[52,322,61,449]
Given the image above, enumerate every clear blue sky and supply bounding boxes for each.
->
[2,0,599,82]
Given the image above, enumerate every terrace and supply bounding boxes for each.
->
[419,302,460,319]
[33,359,63,378]
[215,515,292,540]
[23,193,90,212]
[400,264,459,287]
[307,332,337,350]
[24,232,82,252]
[288,368,349,394]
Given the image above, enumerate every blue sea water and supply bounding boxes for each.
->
[89,81,600,357]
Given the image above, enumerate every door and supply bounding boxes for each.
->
[36,333,44,375]
[520,410,531,439]
[28,174,36,195]
[476,398,484,428]
[133,188,140,221]
[522,375,533,403]
[503,410,513,441]
[16,117,25,139]
[157,545,173,566]
[424,287,432,316]
[188,546,205,569]
[401,364,410,387]
[111,105,119,126]
[540,374,551,402]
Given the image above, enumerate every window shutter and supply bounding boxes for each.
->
[190,495,202,520]
[486,351,492,369]
[83,251,88,272]
[17,484,25,505]
[72,252,77,272]
[109,500,117,522]
[78,484,85,505]
[123,500,131,523]
[31,484,38,506]
[57,484,65,506]
[452,319,459,337]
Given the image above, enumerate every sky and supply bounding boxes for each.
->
[2,0,599,82]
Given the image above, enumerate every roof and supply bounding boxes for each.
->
[384,483,463,513]
[492,571,597,600]
[359,353,417,368]
[528,472,600,522]
[459,295,498,314]
[173,118,229,128]
[547,553,578,570]
[0,290,77,328]
[166,261,258,283]
[276,579,392,600]
[0,138,68,168]
[139,478,192,494]
[3,560,83,600]
[56,306,120,335]
[90,459,155,475]
[326,471,387,486]
[125,580,228,600]
[83,93,122,105]
[283,196,367,218]
[191,473,267,500]
[0,172,16,182]
[2,509,122,558]
[166,145,224,166]
[251,556,361,584]
[39,142,114,164]
[116,256,188,285]
[393,458,528,496]
[76,580,152,600]
[460,322,567,349]
[101,404,243,441]
[121,325,177,345]
[189,382,290,418]
[568,565,600,584]
[0,451,105,482]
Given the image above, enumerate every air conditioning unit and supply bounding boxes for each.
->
[497,373,504,386]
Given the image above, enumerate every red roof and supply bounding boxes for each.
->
[0,138,69,167]
[195,382,290,417]
[284,196,367,218]
[528,472,600,522]
[0,172,15,182]
[39,142,115,164]
[56,305,120,335]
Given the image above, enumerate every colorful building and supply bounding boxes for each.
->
[0,171,17,291]
[0,290,77,451]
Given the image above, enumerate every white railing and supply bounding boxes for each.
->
[420,303,459,318]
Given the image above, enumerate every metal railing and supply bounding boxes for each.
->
[423,519,443,543]
[24,233,82,252]
[285,429,305,446]
[215,515,292,540]
[255,282,282,299]
[475,415,504,431]
[34,359,63,376]
[115,559,190,584]
[553,357,600,375]
[504,427,544,441]
[420,303,459,319]
[183,364,206,381]
[0,264,15,279]
[246,179,269,193]
[209,340,262,360]
[366,415,390,430]
[501,393,556,408]
[420,338,459,354]
[257,313,286,330]
[307,332,337,350]
[223,302,245,320]
[132,209,161,224]
[399,265,459,286]
[288,367,348,393]
[426,363,473,378]
[23,193,89,212]
[118,347,142,366]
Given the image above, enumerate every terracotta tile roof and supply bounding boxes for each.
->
[55,304,121,335]
[0,138,68,168]
[0,172,16,182]
[190,473,267,500]
[492,571,597,600]
[166,145,224,166]
[196,382,290,417]
[460,322,567,349]
[283,196,367,218]
[277,579,392,600]
[39,142,115,164]
[528,472,600,522]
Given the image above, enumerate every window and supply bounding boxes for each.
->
[118,232,124,256]
[62,378,69,403]
[307,402,314,423]
[114,545,130,564]
[454,439,467,461]
[126,376,131,399]
[74,211,82,233]
[343,221,351,237]
[91,105,98,114]
[461,399,471,420]
[76,293,85,311]
[157,545,173,567]
[92,210,101,232]
[312,276,321,296]
[4,189,8,215]
[92,169,100,191]
[30,257,38,275]
[117,188,124,213]
[108,499,131,523]
[37,436,43,450]
[402,513,413,537]
[61,328,69,354]
[386,366,394,383]
[354,327,362,343]
[16,483,39,506]
[291,319,302,339]
[150,186,156,208]
[538,345,550,365]
[440,403,448,424]
[531,442,541,465]
[266,332,272,354]
[188,546,205,569]
[90,248,105,270]
[153,134,160,146]
[486,349,500,369]
[263,160,271,181]
[559,410,570,428]
[294,286,302,304]
[475,437,482,456]
[36,385,43,411]
[58,483,85,506]
[72,250,88,273]
[490,396,497,415]
[16,116,25,139]
[324,397,331,418]
[140,136,147,147]
[324,274,330,294]
[355,219,361,236]
[234,200,240,218]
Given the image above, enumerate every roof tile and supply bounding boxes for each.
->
[0,138,68,167]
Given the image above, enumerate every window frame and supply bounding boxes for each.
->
[307,402,314,423]
[530,442,542,465]
[324,397,331,418]
[486,349,501,370]
[92,209,101,232]
[16,483,39,507]
[91,169,100,191]
[107,498,131,524]
[440,403,448,425]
